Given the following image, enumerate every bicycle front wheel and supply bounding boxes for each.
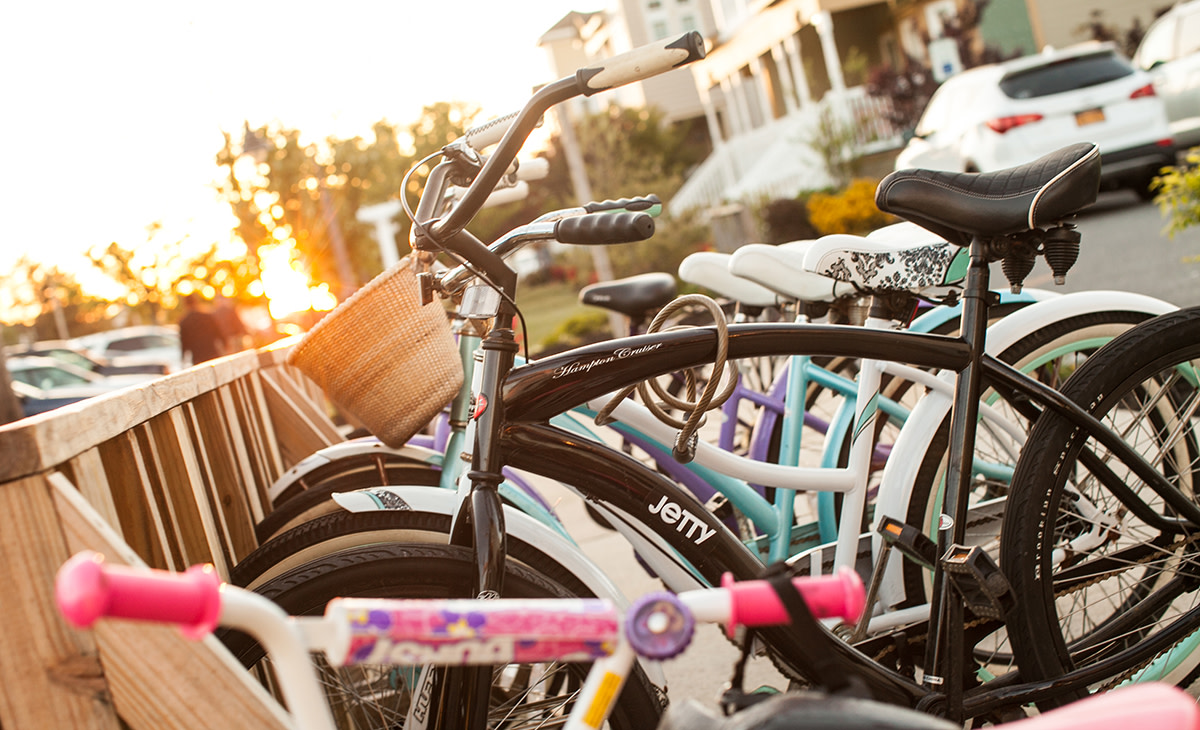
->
[221,542,664,729]
[1001,307,1200,706]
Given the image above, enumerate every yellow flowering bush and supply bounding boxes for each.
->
[806,178,894,235]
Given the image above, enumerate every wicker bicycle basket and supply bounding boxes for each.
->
[287,255,463,448]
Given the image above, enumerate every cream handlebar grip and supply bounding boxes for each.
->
[463,111,520,150]
[576,31,706,97]
[55,551,222,640]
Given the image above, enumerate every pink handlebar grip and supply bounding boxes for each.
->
[721,568,865,638]
[56,551,223,640]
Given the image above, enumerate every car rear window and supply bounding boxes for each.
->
[999,51,1133,99]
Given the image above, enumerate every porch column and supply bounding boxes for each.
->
[812,11,846,97]
[750,55,778,122]
[770,43,799,115]
[697,80,725,146]
[784,33,813,108]
[719,76,748,137]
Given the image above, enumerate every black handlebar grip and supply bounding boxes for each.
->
[584,195,662,214]
[576,32,706,97]
[555,212,655,245]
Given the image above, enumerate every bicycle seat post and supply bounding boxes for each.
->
[922,234,996,721]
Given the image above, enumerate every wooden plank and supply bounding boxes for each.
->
[98,431,174,570]
[49,473,293,730]
[146,410,227,575]
[187,395,259,566]
[259,370,338,469]
[215,385,270,523]
[0,348,283,484]
[133,424,187,571]
[248,372,285,479]
[229,378,277,506]
[270,366,340,442]
[60,448,123,532]
[0,473,120,729]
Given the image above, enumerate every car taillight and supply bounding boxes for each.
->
[1130,83,1157,99]
[985,114,1044,134]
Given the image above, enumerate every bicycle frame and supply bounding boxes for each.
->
[395,35,1177,726]
[442,247,1182,722]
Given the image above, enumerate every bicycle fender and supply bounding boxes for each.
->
[266,438,442,502]
[872,290,1177,608]
[332,486,633,610]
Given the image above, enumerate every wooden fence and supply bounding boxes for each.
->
[0,339,341,729]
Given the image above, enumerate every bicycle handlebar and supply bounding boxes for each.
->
[56,551,222,640]
[576,31,706,96]
[56,550,861,652]
[554,211,655,245]
[463,110,520,150]
[426,31,704,251]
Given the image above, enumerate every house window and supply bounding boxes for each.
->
[652,19,670,39]
[647,0,662,9]
[681,14,697,31]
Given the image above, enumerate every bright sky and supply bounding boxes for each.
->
[0,0,606,299]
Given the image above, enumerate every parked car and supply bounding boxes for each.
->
[1133,0,1200,151]
[896,42,1176,198]
[10,380,97,418]
[71,325,183,373]
[4,340,168,377]
[6,356,158,393]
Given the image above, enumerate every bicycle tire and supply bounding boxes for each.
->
[1001,307,1200,707]
[221,542,664,729]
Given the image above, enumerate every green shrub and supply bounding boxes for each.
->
[1153,148,1200,239]
[758,196,822,243]
[536,310,611,356]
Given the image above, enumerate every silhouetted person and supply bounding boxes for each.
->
[179,295,224,366]
[213,296,249,353]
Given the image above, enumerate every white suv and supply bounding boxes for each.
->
[1133,0,1200,150]
[896,42,1176,198]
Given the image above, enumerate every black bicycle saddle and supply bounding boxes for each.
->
[579,271,678,319]
[876,142,1100,246]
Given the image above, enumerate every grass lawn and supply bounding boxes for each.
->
[514,280,609,353]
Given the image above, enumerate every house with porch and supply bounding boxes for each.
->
[541,0,1174,233]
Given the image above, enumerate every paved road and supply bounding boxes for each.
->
[1021,190,1200,306]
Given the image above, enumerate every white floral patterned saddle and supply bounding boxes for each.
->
[730,221,961,298]
[802,223,968,293]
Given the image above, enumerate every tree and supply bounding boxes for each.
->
[0,256,103,339]
[572,105,708,202]
[214,103,483,299]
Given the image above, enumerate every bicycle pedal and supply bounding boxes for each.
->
[876,516,938,571]
[940,544,1014,620]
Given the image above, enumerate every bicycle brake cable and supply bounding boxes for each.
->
[401,152,532,361]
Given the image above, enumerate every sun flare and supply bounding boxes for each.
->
[256,240,338,320]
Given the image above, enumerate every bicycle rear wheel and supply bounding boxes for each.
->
[1001,307,1200,707]
[221,542,664,729]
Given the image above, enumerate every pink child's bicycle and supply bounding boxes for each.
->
[56,551,1200,730]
